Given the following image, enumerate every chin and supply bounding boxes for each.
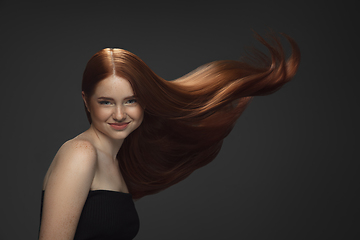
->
[110,131,131,140]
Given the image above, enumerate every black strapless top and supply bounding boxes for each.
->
[40,190,140,240]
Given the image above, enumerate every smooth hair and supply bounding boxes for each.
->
[82,33,300,199]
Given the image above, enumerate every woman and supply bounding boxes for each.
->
[39,33,300,240]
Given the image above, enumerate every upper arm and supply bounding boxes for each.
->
[39,140,97,240]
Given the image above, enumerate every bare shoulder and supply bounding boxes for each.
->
[56,138,97,164]
[43,138,98,191]
[40,138,99,239]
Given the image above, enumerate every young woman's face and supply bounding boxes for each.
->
[83,76,144,141]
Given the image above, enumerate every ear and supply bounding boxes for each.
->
[82,91,90,112]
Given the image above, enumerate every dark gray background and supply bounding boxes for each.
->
[0,1,358,239]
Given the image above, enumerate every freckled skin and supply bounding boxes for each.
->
[83,76,144,142]
[40,76,144,239]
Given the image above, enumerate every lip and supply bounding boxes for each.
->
[108,122,130,131]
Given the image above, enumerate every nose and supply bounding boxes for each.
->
[113,105,127,122]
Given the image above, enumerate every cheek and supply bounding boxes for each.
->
[128,107,144,122]
[91,106,112,121]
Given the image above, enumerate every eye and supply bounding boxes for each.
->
[99,101,112,105]
[125,99,137,104]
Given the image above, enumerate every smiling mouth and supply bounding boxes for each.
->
[108,122,130,130]
[109,123,129,126]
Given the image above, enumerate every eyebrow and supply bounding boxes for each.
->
[97,95,135,100]
[97,97,113,100]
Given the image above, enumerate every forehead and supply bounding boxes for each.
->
[93,76,134,98]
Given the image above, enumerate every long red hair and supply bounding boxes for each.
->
[82,33,300,199]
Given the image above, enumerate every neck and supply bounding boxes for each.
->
[88,124,124,160]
